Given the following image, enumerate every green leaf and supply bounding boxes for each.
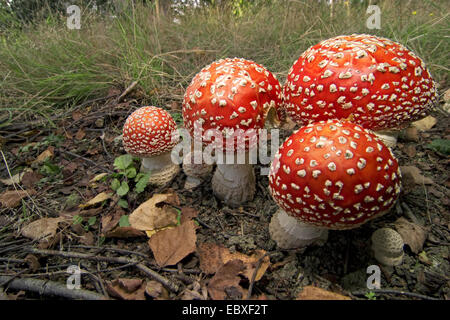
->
[110,178,121,191]
[125,167,137,178]
[87,216,97,226]
[118,198,129,209]
[135,172,151,193]
[40,162,60,175]
[119,215,131,227]
[73,215,83,225]
[427,139,450,155]
[98,236,106,246]
[114,154,133,171]
[116,181,129,196]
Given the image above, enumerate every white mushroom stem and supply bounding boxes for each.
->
[374,130,399,149]
[140,151,180,187]
[182,150,213,190]
[211,152,255,207]
[269,209,328,250]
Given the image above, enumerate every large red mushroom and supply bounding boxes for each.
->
[122,106,180,186]
[283,34,438,147]
[182,58,283,207]
[268,119,401,249]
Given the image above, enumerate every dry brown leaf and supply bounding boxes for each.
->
[400,166,434,188]
[75,128,86,140]
[31,147,54,165]
[411,116,437,132]
[79,232,95,246]
[104,226,146,238]
[207,260,245,300]
[106,279,146,300]
[394,217,428,254]
[145,280,168,299]
[197,242,270,281]
[101,209,125,234]
[0,189,35,208]
[148,220,197,267]
[78,192,111,208]
[21,171,43,189]
[21,217,66,243]
[296,286,351,300]
[129,193,180,232]
[180,207,198,224]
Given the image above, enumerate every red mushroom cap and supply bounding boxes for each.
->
[283,34,438,131]
[122,106,179,157]
[268,119,401,230]
[182,58,283,152]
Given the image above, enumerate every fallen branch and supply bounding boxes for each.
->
[352,289,439,300]
[0,275,106,300]
[26,248,180,293]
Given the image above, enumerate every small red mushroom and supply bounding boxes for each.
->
[182,58,283,206]
[283,34,438,147]
[268,119,401,249]
[122,106,180,186]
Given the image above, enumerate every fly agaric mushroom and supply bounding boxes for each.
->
[122,106,180,186]
[182,150,213,189]
[268,119,401,250]
[371,227,404,266]
[182,58,283,207]
[283,34,438,147]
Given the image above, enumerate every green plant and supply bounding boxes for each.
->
[73,214,97,232]
[365,291,377,300]
[109,154,151,208]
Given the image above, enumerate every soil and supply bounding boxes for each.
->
[0,93,449,301]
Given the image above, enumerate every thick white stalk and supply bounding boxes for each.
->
[211,159,255,207]
[140,151,180,186]
[269,209,328,250]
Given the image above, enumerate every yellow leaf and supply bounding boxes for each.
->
[79,192,112,208]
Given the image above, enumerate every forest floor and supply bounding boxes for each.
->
[0,89,449,301]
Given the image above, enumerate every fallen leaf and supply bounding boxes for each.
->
[21,217,66,243]
[145,280,168,299]
[0,169,31,186]
[394,217,428,254]
[24,254,40,272]
[400,166,434,188]
[0,189,35,208]
[412,116,437,131]
[89,173,108,183]
[101,209,125,234]
[180,207,198,224]
[72,110,83,121]
[31,147,54,165]
[207,260,245,300]
[21,171,43,189]
[296,286,351,300]
[197,242,270,281]
[79,192,111,208]
[129,193,180,232]
[106,278,146,300]
[79,232,95,246]
[104,226,146,238]
[148,220,197,267]
[75,128,86,140]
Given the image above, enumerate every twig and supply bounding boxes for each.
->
[352,289,439,300]
[246,252,270,299]
[25,248,180,293]
[58,148,113,174]
[0,275,106,300]
[117,81,138,103]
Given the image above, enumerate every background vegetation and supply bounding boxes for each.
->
[0,0,449,127]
